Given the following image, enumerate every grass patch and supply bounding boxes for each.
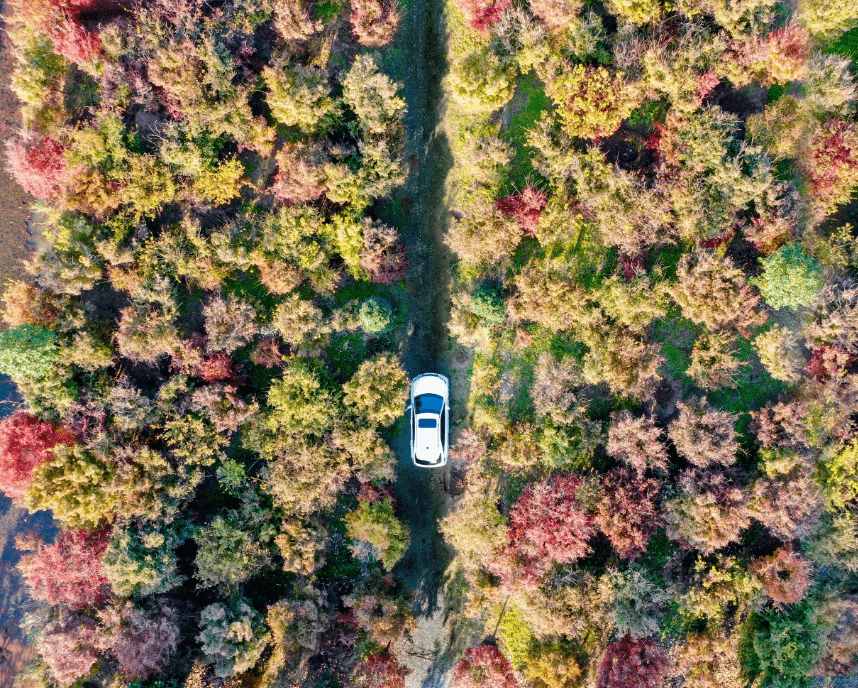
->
[826,26,858,65]
[501,74,551,193]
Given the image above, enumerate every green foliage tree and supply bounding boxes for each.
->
[264,60,333,131]
[359,296,394,333]
[102,523,185,598]
[0,325,58,380]
[751,243,825,310]
[345,496,411,570]
[266,363,337,437]
[198,598,271,678]
[343,353,409,426]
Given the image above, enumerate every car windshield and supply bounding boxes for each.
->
[418,418,437,428]
[415,393,443,414]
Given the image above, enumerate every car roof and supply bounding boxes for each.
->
[411,373,448,398]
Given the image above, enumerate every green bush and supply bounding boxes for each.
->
[471,284,507,326]
[0,325,58,380]
[359,297,394,333]
[750,244,825,310]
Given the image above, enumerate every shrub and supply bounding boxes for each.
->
[345,496,411,570]
[0,411,73,499]
[596,467,661,560]
[470,284,506,326]
[6,135,68,200]
[360,296,394,333]
[17,528,109,609]
[453,645,518,688]
[508,473,594,566]
[343,353,409,426]
[596,635,669,688]
[668,400,739,468]
[351,0,401,46]
[0,324,58,380]
[751,243,824,310]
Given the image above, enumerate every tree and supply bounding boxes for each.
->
[195,511,274,590]
[508,473,594,567]
[458,0,511,32]
[198,598,271,678]
[446,207,523,267]
[203,296,258,354]
[605,0,661,23]
[351,652,410,688]
[529,0,582,32]
[597,635,669,688]
[22,0,101,65]
[748,450,822,541]
[581,330,665,401]
[271,142,327,203]
[264,61,333,131]
[797,0,858,42]
[102,523,184,598]
[524,642,582,688]
[606,412,669,477]
[17,528,110,609]
[343,573,416,646]
[272,295,327,353]
[345,495,411,570]
[0,411,73,499]
[359,296,394,333]
[448,48,516,113]
[668,400,739,468]
[664,468,750,554]
[748,602,824,688]
[25,444,118,528]
[343,353,409,426]
[96,601,180,680]
[750,244,823,309]
[508,264,587,332]
[596,467,661,560]
[752,547,812,606]
[496,186,547,234]
[670,250,766,335]
[115,304,181,364]
[0,324,58,380]
[37,616,99,687]
[351,0,401,47]
[264,594,324,678]
[754,325,805,384]
[803,119,858,216]
[6,135,68,200]
[670,632,743,688]
[607,567,670,639]
[266,363,336,437]
[544,63,640,139]
[470,284,507,327]
[360,219,409,285]
[453,645,518,688]
[342,55,406,137]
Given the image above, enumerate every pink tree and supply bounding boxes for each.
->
[508,473,594,566]
[18,528,110,609]
[597,635,670,688]
[23,0,102,65]
[457,0,511,32]
[6,137,69,200]
[96,602,180,680]
[38,616,99,687]
[350,652,410,688]
[453,645,517,688]
[596,467,661,560]
[0,411,74,499]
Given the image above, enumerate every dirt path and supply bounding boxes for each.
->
[380,0,464,682]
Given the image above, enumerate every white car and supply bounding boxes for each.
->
[409,373,449,467]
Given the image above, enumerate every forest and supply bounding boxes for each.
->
[1,0,858,685]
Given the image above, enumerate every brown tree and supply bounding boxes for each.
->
[596,467,662,560]
[668,400,739,468]
[752,547,812,606]
[606,412,669,476]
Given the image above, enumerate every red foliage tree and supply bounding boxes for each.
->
[0,411,74,499]
[23,0,102,65]
[751,547,812,606]
[496,186,547,235]
[596,634,670,688]
[453,645,517,688]
[17,528,110,609]
[6,137,69,200]
[196,352,241,383]
[350,651,410,688]
[457,0,511,32]
[596,467,661,560]
[804,119,858,212]
[508,473,594,566]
